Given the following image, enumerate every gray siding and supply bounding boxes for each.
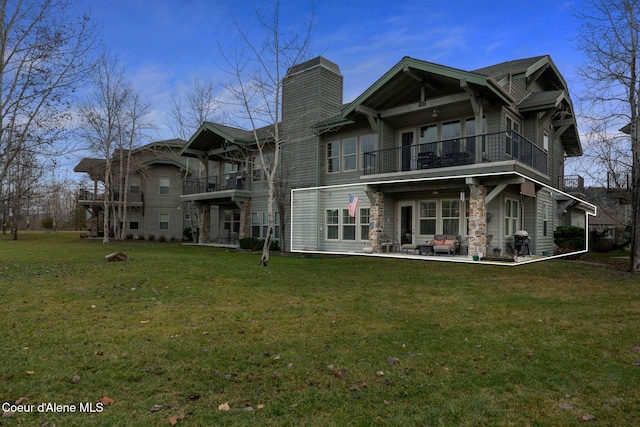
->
[282,64,343,190]
[142,164,187,240]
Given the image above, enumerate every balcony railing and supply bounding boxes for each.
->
[183,172,248,195]
[363,130,547,176]
[562,175,584,193]
[77,189,143,203]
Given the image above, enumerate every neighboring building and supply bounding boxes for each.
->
[75,139,197,241]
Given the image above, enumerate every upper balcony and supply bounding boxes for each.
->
[77,189,144,206]
[183,172,249,195]
[363,130,547,177]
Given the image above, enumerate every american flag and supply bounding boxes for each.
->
[348,194,359,217]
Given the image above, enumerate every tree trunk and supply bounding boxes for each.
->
[631,116,640,271]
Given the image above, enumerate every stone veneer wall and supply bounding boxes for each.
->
[238,199,251,240]
[368,192,384,252]
[468,185,487,257]
[198,203,210,243]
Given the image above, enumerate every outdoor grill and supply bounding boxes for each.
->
[514,230,530,256]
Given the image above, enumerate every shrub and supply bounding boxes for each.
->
[148,234,156,241]
[158,235,167,242]
[554,226,585,251]
[183,227,192,239]
[125,234,134,240]
[41,216,54,230]
[136,234,145,240]
[239,237,280,251]
[590,230,614,252]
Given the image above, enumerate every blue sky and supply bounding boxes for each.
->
[76,0,583,141]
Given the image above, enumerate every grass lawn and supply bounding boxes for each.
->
[1,232,639,426]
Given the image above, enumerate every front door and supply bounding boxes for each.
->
[400,204,413,245]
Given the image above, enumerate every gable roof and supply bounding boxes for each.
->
[74,139,188,179]
[474,55,568,94]
[180,121,276,159]
[341,56,514,118]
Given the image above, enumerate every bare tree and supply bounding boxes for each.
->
[78,52,133,244]
[221,0,315,266]
[114,92,152,240]
[0,0,97,234]
[574,0,640,271]
[169,77,221,141]
[2,149,42,239]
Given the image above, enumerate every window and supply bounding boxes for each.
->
[223,209,240,234]
[441,200,460,235]
[419,201,437,235]
[252,156,266,182]
[130,176,140,194]
[329,135,377,174]
[224,162,239,174]
[441,120,461,140]
[360,208,370,240]
[327,141,340,173]
[252,211,281,239]
[505,116,520,156]
[342,137,357,171]
[159,177,170,195]
[505,199,519,236]
[342,209,356,240]
[543,203,549,236]
[262,212,269,237]
[251,213,261,237]
[130,212,140,230]
[159,213,169,230]
[326,209,338,239]
[418,125,438,157]
[360,135,375,171]
[543,133,549,151]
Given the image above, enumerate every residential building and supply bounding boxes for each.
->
[75,139,196,240]
[181,55,595,260]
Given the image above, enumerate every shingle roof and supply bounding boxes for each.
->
[472,55,548,81]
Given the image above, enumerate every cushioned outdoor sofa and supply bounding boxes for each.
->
[427,234,461,255]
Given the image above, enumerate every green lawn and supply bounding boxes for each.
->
[1,232,639,426]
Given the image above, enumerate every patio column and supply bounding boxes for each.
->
[468,184,487,258]
[197,203,210,243]
[238,199,251,240]
[368,192,384,252]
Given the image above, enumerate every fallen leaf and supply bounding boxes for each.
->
[376,371,385,377]
[217,402,230,411]
[559,403,573,410]
[273,354,281,360]
[581,413,596,421]
[387,357,400,365]
[14,397,28,405]
[150,404,163,412]
[26,371,35,375]
[140,320,150,324]
[168,413,186,425]
[2,411,14,418]
[72,375,81,383]
[256,404,265,409]
[100,396,115,406]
